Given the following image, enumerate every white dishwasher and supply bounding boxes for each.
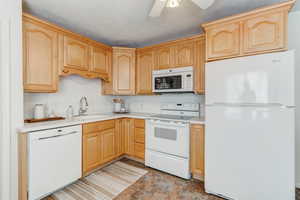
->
[28,125,82,200]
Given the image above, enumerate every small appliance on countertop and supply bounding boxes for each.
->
[145,103,200,179]
[113,98,129,113]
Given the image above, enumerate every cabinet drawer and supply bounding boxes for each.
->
[83,120,115,134]
[134,143,145,160]
[134,119,145,128]
[134,128,145,144]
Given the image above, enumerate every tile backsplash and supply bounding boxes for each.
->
[24,75,114,119]
[24,75,205,119]
[124,94,205,116]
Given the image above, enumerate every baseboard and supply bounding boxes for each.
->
[296,183,300,189]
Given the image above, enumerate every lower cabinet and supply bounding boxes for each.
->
[134,119,145,160]
[82,120,115,175]
[190,124,205,179]
[82,118,146,175]
[82,132,101,174]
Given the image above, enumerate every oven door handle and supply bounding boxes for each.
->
[147,119,189,126]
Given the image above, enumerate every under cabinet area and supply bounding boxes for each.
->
[190,124,205,180]
[203,0,294,61]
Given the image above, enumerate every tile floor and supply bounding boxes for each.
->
[116,158,300,200]
[45,158,300,200]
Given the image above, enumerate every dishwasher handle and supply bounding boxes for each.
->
[38,131,78,140]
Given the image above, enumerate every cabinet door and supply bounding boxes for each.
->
[100,128,115,164]
[90,46,110,75]
[174,41,194,67]
[136,51,154,94]
[83,133,101,174]
[113,48,136,95]
[243,11,286,54]
[115,119,125,156]
[124,119,135,156]
[23,21,58,92]
[194,38,205,94]
[190,124,205,179]
[64,36,89,71]
[134,143,145,160]
[206,22,241,60]
[155,46,173,69]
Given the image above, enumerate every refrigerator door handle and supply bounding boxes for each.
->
[206,103,295,108]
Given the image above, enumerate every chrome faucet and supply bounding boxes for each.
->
[79,96,88,115]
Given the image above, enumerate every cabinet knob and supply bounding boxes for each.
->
[63,69,69,73]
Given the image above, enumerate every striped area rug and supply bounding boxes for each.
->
[51,161,148,200]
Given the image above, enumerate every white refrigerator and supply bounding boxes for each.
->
[205,51,295,200]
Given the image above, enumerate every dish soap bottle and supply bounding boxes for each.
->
[66,105,74,120]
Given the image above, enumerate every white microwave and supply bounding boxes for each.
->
[152,66,194,93]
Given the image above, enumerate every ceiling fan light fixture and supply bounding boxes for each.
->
[166,0,182,8]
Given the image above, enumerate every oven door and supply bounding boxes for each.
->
[146,119,190,158]
[152,74,183,92]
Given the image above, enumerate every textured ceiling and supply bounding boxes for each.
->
[23,0,299,47]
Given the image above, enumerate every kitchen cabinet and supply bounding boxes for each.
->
[103,47,136,95]
[101,128,115,163]
[63,36,89,71]
[136,50,154,95]
[115,119,125,156]
[82,120,115,175]
[174,41,195,67]
[190,124,205,180]
[134,119,145,160]
[202,0,294,61]
[124,118,135,156]
[23,17,58,93]
[90,43,112,81]
[243,11,285,54]
[113,47,136,95]
[60,36,112,80]
[205,22,241,60]
[194,37,206,94]
[137,35,205,94]
[154,46,173,70]
[82,132,101,174]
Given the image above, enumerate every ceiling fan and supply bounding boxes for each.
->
[149,0,215,17]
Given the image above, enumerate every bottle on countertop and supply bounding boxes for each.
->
[66,105,74,120]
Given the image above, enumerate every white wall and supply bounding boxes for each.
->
[24,75,115,118]
[0,0,22,199]
[124,94,205,115]
[289,10,300,188]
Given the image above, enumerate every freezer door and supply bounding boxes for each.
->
[205,105,295,200]
[205,51,295,106]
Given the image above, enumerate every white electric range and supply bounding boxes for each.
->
[145,103,200,179]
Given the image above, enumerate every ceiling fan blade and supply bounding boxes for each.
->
[149,0,167,17]
[190,0,214,9]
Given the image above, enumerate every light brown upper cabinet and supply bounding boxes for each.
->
[136,49,154,95]
[23,16,58,93]
[90,43,112,81]
[174,41,195,67]
[202,0,295,61]
[194,37,206,94]
[243,11,285,54]
[205,22,241,60]
[60,36,112,80]
[63,36,90,71]
[111,47,136,95]
[154,46,173,70]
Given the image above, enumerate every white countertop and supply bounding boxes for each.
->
[20,112,205,133]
